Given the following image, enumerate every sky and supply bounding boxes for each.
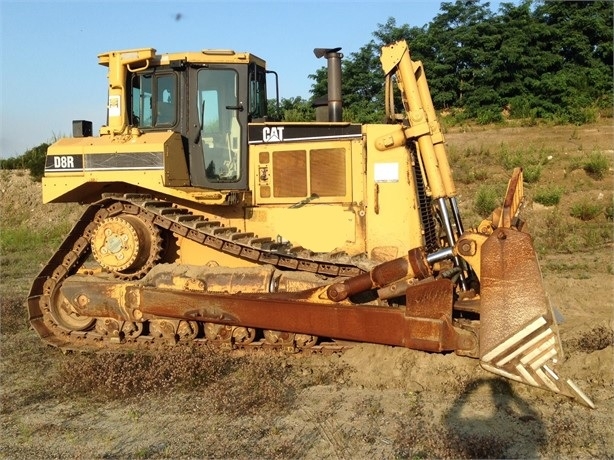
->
[0,0,502,158]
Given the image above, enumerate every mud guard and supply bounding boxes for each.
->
[478,227,595,408]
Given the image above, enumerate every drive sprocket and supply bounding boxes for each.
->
[90,214,162,280]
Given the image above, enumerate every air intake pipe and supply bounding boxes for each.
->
[314,47,343,122]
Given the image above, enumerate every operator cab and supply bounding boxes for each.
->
[126,51,269,191]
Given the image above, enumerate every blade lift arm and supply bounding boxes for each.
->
[378,40,470,288]
[375,41,594,408]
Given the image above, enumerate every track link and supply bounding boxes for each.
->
[27,194,369,353]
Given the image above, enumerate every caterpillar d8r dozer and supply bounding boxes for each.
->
[29,40,594,407]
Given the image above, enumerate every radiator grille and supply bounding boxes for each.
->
[310,148,346,197]
[272,150,307,197]
[270,147,348,199]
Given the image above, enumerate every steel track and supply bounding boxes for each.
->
[27,193,371,353]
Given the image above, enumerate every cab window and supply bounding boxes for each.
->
[248,64,267,120]
[131,73,177,128]
[197,68,241,183]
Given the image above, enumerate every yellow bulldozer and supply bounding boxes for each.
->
[29,40,593,407]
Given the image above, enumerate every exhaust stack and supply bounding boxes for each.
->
[314,47,343,122]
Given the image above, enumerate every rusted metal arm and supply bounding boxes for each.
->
[60,274,476,354]
[326,247,431,302]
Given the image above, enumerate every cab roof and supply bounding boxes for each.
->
[98,48,266,68]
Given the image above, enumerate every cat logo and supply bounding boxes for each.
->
[262,126,284,143]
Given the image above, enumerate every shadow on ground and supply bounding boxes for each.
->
[444,378,547,458]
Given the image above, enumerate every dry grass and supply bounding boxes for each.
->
[55,347,235,401]
[1,121,613,459]
[0,296,59,416]
[0,289,344,418]
[392,416,486,459]
[447,120,614,252]
[0,296,27,335]
[53,346,347,416]
[546,404,611,456]
[562,325,614,354]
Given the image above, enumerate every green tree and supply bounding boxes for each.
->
[268,97,315,122]
[421,0,495,111]
[287,0,613,125]
[533,0,613,122]
[308,41,385,123]
[308,17,430,123]
[0,143,49,181]
[470,1,559,121]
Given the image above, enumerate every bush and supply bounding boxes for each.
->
[582,151,609,180]
[562,105,599,125]
[533,186,563,207]
[532,210,581,254]
[523,164,542,183]
[476,109,504,125]
[569,200,603,221]
[498,146,548,175]
[452,159,490,185]
[499,146,525,170]
[474,185,499,217]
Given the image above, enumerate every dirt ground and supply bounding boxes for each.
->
[1,122,613,459]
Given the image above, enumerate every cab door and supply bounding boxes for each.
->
[188,66,249,190]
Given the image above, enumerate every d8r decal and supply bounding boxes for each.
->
[45,155,83,172]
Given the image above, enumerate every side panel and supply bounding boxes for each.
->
[363,124,424,259]
[245,206,358,254]
[243,123,426,258]
[245,123,365,254]
[43,132,189,203]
